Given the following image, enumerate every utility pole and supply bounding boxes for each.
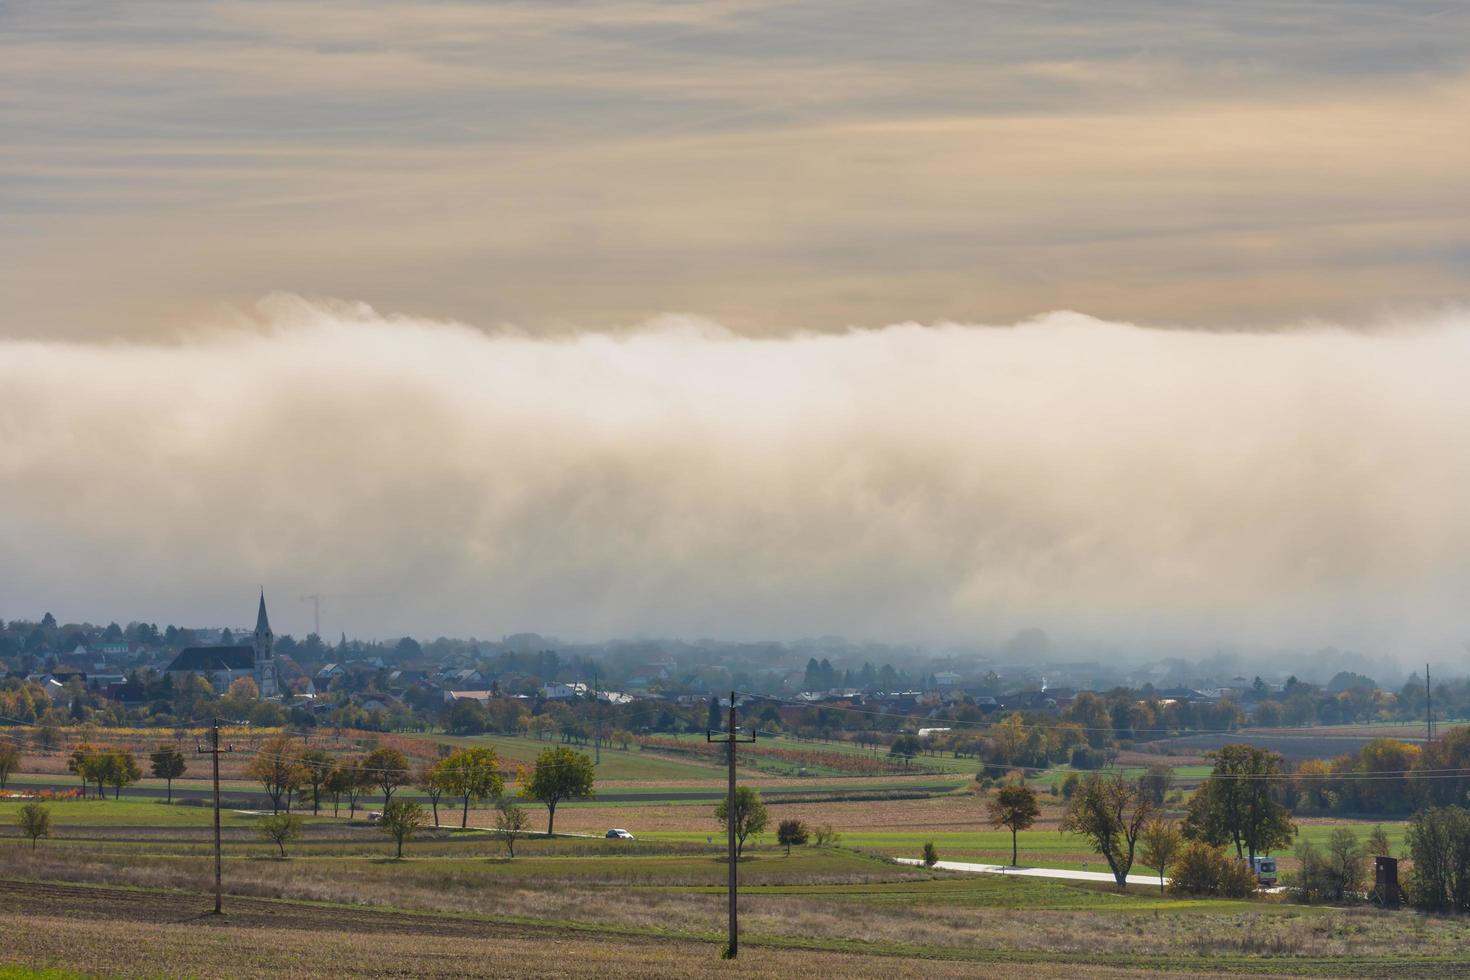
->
[196,717,233,915]
[707,690,755,958]
[1426,664,1433,742]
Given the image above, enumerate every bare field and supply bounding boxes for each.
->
[0,879,1298,980]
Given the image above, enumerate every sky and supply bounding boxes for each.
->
[2,2,1469,657]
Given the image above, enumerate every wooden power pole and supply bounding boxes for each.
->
[196,717,232,915]
[1426,664,1433,742]
[707,690,755,958]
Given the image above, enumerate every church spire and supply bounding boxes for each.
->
[256,589,271,635]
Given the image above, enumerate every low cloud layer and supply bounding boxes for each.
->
[2,295,1467,657]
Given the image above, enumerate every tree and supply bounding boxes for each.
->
[298,749,332,815]
[246,735,306,814]
[1404,805,1470,912]
[493,801,531,858]
[226,676,259,700]
[0,742,19,790]
[888,734,921,767]
[68,743,98,797]
[257,813,303,858]
[437,747,503,829]
[416,763,445,827]
[149,744,186,803]
[777,818,810,856]
[17,802,51,849]
[1139,764,1174,807]
[1184,744,1295,860]
[104,750,142,799]
[1295,828,1366,902]
[987,784,1041,866]
[1140,818,1183,894]
[325,764,357,818]
[379,798,428,858]
[521,746,595,836]
[713,786,768,859]
[362,747,410,805]
[922,841,939,866]
[1061,773,1155,890]
[1367,825,1392,857]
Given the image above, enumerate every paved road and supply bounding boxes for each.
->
[895,856,1166,887]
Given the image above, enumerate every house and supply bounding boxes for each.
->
[542,682,588,700]
[444,689,496,705]
[163,592,278,698]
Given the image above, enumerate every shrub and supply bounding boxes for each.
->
[811,823,841,847]
[1295,829,1366,903]
[1070,746,1106,770]
[1169,842,1256,898]
[922,841,939,867]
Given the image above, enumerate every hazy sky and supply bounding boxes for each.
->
[4,1,1469,337]
[2,3,1468,654]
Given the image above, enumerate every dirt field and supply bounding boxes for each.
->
[0,878,1273,980]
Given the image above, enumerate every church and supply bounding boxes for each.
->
[163,591,278,699]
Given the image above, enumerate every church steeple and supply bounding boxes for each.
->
[255,589,272,636]
[253,589,276,699]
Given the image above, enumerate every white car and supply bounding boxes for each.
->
[605,828,635,840]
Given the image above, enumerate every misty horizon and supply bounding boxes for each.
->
[3,294,1467,664]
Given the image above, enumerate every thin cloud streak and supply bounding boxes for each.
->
[1,295,1466,658]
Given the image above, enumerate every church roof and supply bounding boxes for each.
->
[166,646,255,672]
[256,590,271,634]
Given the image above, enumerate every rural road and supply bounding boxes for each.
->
[894,856,1166,887]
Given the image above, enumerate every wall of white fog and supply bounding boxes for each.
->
[1,294,1467,660]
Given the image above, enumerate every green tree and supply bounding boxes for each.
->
[986,784,1041,866]
[149,743,186,803]
[1139,764,1174,807]
[713,786,769,859]
[1295,828,1366,902]
[1367,825,1392,858]
[256,813,303,858]
[104,750,142,799]
[493,800,531,858]
[437,747,504,829]
[777,818,810,856]
[362,747,411,805]
[1183,744,1295,860]
[17,802,51,849]
[1139,817,1183,894]
[922,841,939,866]
[1061,772,1155,890]
[298,749,333,815]
[521,746,595,836]
[0,742,20,790]
[379,798,428,858]
[1403,805,1470,912]
[416,762,445,827]
[324,764,355,818]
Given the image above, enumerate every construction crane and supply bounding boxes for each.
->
[299,594,324,637]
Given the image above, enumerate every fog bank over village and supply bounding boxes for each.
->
[3,295,1468,658]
